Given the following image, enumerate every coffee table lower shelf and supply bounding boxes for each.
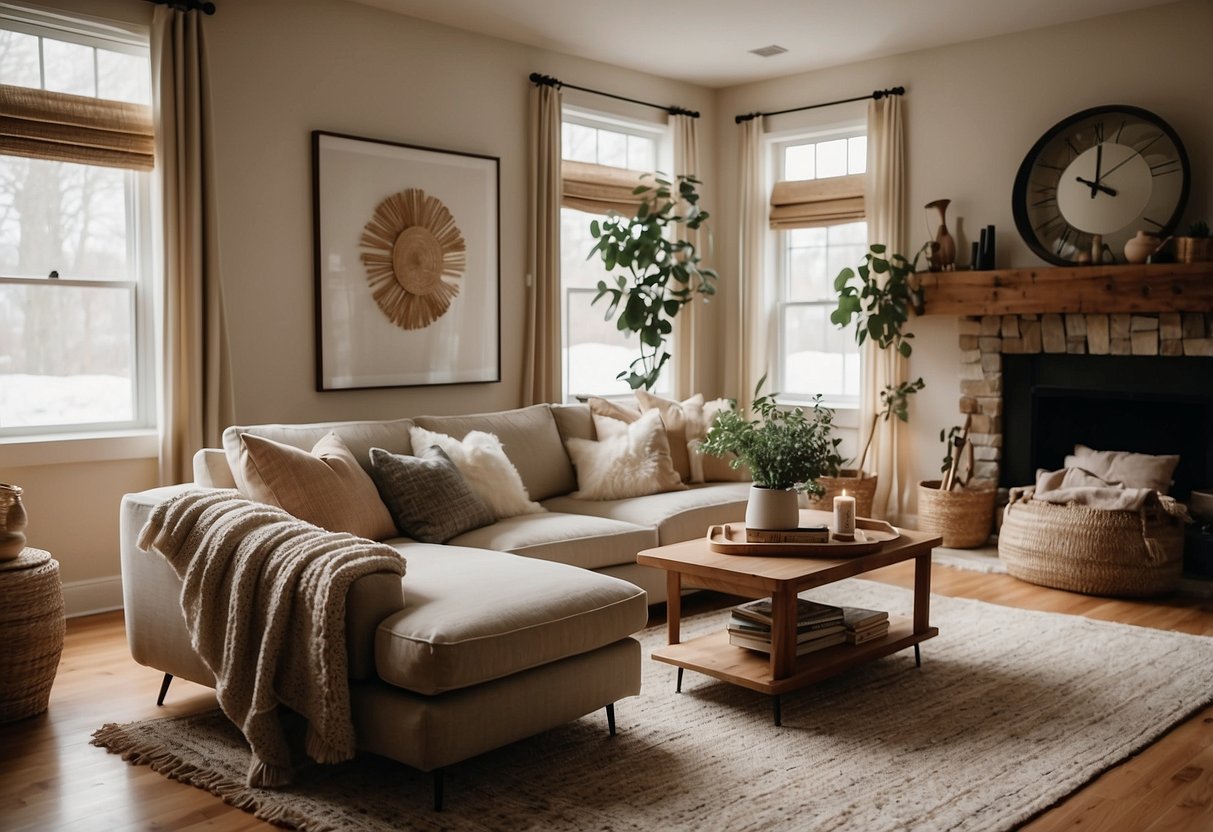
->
[651,616,939,697]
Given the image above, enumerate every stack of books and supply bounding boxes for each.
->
[727,597,846,656]
[841,606,889,644]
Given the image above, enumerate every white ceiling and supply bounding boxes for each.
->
[349,0,1176,88]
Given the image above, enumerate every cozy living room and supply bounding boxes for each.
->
[2,0,1212,830]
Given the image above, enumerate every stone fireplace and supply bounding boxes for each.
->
[956,311,1213,495]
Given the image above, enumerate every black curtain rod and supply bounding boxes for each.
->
[147,0,216,14]
[529,73,699,119]
[734,86,904,124]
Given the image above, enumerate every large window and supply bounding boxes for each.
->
[773,132,867,406]
[560,109,670,400]
[0,12,153,435]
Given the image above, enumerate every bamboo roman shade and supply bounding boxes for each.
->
[0,83,154,171]
[561,160,649,215]
[769,173,865,229]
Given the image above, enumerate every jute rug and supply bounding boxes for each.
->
[93,579,1213,832]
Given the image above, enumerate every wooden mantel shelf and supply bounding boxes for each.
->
[917,262,1213,316]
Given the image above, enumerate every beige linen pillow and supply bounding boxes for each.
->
[566,410,687,500]
[237,432,396,540]
[1065,444,1179,493]
[409,426,545,519]
[588,396,640,440]
[633,391,706,482]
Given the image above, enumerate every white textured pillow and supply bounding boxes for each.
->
[566,410,687,500]
[408,427,544,519]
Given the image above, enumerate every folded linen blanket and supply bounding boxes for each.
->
[138,488,406,787]
[1033,467,1155,511]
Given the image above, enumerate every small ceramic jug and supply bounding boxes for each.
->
[0,483,27,560]
[1124,230,1161,264]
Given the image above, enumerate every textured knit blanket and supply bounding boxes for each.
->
[138,488,407,787]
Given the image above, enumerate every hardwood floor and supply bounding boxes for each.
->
[3,562,1212,831]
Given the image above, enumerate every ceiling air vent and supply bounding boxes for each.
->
[749,44,787,58]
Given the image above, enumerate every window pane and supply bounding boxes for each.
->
[848,136,867,174]
[627,135,655,171]
[562,122,597,163]
[596,129,627,168]
[0,282,135,428]
[786,245,829,302]
[787,226,827,248]
[816,139,847,178]
[561,208,621,290]
[565,289,669,398]
[828,220,868,246]
[781,303,859,400]
[0,30,41,88]
[97,48,150,104]
[0,157,131,280]
[42,37,94,97]
[784,144,814,181]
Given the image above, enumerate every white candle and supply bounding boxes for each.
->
[834,491,856,538]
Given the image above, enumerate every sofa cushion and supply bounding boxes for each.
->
[409,427,545,519]
[544,482,751,545]
[375,543,648,695]
[193,448,237,489]
[634,391,704,481]
[448,512,657,571]
[413,405,575,501]
[237,432,397,540]
[369,446,494,543]
[565,410,686,500]
[550,403,594,444]
[222,418,415,492]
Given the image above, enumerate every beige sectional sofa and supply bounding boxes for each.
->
[119,402,750,806]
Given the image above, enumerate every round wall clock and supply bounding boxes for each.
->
[1011,105,1189,265]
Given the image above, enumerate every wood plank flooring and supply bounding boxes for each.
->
[2,561,1212,831]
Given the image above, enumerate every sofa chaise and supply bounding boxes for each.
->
[119,401,750,806]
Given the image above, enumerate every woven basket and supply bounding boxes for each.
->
[0,549,65,723]
[1175,236,1212,263]
[806,470,878,519]
[917,480,996,548]
[997,490,1184,597]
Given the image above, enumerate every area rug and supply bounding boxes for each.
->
[92,579,1213,832]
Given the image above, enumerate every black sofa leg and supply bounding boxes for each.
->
[156,673,173,706]
[606,702,616,736]
[433,768,445,811]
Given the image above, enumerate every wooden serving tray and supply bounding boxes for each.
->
[706,518,901,557]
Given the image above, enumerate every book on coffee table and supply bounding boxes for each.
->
[840,606,890,644]
[728,613,843,637]
[731,597,843,628]
[744,525,831,544]
[728,627,847,656]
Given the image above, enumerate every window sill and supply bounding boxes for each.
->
[0,429,158,468]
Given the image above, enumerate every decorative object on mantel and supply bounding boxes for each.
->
[923,199,956,271]
[1123,230,1162,264]
[917,416,996,548]
[0,483,27,560]
[976,225,996,270]
[1175,220,1211,264]
[701,376,842,531]
[1011,105,1189,266]
[0,548,65,723]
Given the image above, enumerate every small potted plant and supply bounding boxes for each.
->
[701,376,843,530]
[916,416,996,548]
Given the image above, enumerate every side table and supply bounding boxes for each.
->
[0,548,65,722]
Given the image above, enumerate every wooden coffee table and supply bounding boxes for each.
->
[637,509,941,724]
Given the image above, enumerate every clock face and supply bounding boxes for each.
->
[1012,105,1189,265]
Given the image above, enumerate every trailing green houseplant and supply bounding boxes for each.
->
[830,243,927,358]
[589,173,717,391]
[701,376,843,496]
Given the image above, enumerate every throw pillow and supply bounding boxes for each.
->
[587,396,639,440]
[368,446,494,543]
[237,432,397,540]
[634,391,705,482]
[408,426,545,519]
[687,438,752,484]
[566,409,688,500]
[1065,444,1180,494]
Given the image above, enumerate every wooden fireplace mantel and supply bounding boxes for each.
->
[917,262,1213,316]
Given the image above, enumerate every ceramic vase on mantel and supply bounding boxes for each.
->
[0,483,27,560]
[1123,230,1161,265]
[744,485,800,531]
[925,199,956,271]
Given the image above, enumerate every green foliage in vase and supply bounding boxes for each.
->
[589,173,717,391]
[939,425,963,474]
[830,243,927,358]
[1187,220,1210,238]
[700,375,843,495]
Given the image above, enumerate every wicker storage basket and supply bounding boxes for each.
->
[0,548,65,723]
[806,470,878,519]
[917,480,996,548]
[997,489,1184,597]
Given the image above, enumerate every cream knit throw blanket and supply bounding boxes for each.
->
[138,489,407,787]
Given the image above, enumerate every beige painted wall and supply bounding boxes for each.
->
[712,0,1213,517]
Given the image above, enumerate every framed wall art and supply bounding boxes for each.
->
[312,131,500,390]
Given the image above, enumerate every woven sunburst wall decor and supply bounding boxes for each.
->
[359,188,467,330]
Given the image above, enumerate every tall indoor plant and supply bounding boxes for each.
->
[589,173,717,391]
[701,376,843,530]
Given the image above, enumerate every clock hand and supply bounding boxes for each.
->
[1075,176,1118,197]
[1098,138,1159,181]
[1090,143,1103,198]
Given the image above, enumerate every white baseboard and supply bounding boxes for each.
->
[63,574,124,619]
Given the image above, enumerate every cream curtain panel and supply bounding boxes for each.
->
[560,160,648,215]
[735,116,770,405]
[862,94,909,521]
[671,112,703,399]
[769,173,865,229]
[0,83,154,170]
[152,6,234,485]
[522,81,562,405]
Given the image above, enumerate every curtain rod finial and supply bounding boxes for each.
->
[529,73,561,88]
